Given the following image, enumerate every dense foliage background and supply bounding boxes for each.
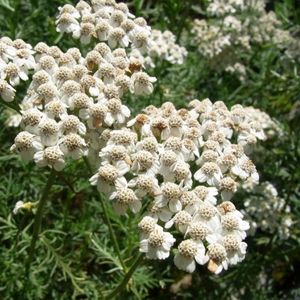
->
[0,0,300,299]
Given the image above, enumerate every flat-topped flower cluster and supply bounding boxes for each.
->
[89,98,270,273]
[9,36,156,169]
[56,0,187,67]
[56,0,151,50]
[192,0,294,80]
[242,180,292,240]
[0,37,35,102]
[145,29,187,66]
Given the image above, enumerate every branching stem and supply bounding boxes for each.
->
[106,253,143,299]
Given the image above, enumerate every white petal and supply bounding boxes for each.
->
[174,254,195,273]
[54,159,65,171]
[130,200,141,214]
[139,240,149,253]
[194,170,206,182]
[169,199,182,213]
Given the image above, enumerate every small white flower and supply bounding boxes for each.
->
[194,162,222,186]
[220,213,250,239]
[104,98,130,126]
[138,216,158,239]
[232,157,259,183]
[131,150,160,176]
[45,100,69,120]
[14,48,36,70]
[128,174,161,198]
[0,41,16,62]
[107,28,129,48]
[154,182,183,213]
[38,118,60,146]
[1,62,28,86]
[0,79,16,102]
[10,131,43,161]
[130,72,156,95]
[131,28,150,54]
[59,133,87,159]
[146,203,173,223]
[34,146,65,171]
[59,114,86,135]
[222,234,247,265]
[192,201,221,232]
[109,188,141,215]
[206,243,228,274]
[56,13,80,34]
[165,210,192,234]
[89,164,127,194]
[193,186,218,205]
[139,225,175,259]
[174,239,208,272]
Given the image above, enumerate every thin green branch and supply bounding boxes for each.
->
[83,157,126,271]
[25,169,56,277]
[0,99,21,114]
[105,253,144,299]
[98,192,126,271]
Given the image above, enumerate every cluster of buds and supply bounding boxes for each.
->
[242,180,292,240]
[56,0,151,52]
[192,0,293,79]
[0,37,35,102]
[89,98,271,274]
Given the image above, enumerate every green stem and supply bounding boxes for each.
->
[98,192,126,271]
[83,157,126,271]
[106,253,143,299]
[0,99,21,114]
[25,169,56,276]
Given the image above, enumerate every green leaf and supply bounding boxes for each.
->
[0,0,14,12]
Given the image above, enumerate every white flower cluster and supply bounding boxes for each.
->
[0,37,36,102]
[243,106,283,142]
[242,181,292,240]
[9,37,156,169]
[225,63,246,82]
[147,29,187,65]
[56,0,151,52]
[192,0,294,79]
[285,33,300,62]
[56,1,187,67]
[89,98,268,274]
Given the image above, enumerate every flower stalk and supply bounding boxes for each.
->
[83,157,126,271]
[25,169,56,277]
[98,191,127,271]
[106,253,143,299]
[0,99,21,114]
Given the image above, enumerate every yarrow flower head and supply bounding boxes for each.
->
[88,97,271,274]
[192,0,295,80]
[242,180,292,240]
[7,0,163,172]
